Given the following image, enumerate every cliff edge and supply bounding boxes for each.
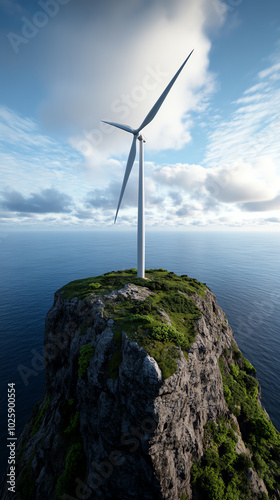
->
[1,269,280,499]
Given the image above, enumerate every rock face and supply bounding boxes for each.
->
[1,270,279,500]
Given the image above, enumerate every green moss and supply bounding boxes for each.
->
[16,447,36,500]
[109,350,123,379]
[241,355,257,376]
[146,342,179,379]
[56,442,85,500]
[79,317,92,335]
[193,347,280,498]
[58,269,207,301]
[110,277,202,378]
[219,356,260,417]
[17,464,35,500]
[16,435,28,465]
[78,344,94,377]
[63,411,79,437]
[223,347,230,358]
[59,398,81,446]
[56,398,87,499]
[191,417,253,499]
[88,282,101,290]
[158,289,201,314]
[229,363,239,378]
[231,342,242,360]
[218,351,280,496]
[116,312,155,335]
[151,324,189,350]
[58,270,207,379]
[113,328,122,346]
[30,395,50,437]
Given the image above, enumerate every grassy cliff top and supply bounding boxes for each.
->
[57,268,208,301]
[58,269,207,379]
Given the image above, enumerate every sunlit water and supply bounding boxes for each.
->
[0,230,279,476]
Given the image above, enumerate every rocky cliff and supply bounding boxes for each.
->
[1,269,280,500]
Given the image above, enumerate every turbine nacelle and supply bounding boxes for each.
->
[138,134,146,143]
[101,122,147,145]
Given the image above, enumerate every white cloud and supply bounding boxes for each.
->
[204,54,280,166]
[199,52,280,226]
[0,106,84,197]
[153,157,280,206]
[154,163,207,190]
[241,196,280,213]
[37,0,224,166]
[0,187,73,214]
[1,102,279,230]
[205,157,279,203]
[258,62,280,80]
[0,107,53,150]
[1,4,280,231]
[244,82,268,95]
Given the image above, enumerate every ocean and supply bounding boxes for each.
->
[0,230,279,477]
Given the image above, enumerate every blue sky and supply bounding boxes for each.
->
[0,0,280,230]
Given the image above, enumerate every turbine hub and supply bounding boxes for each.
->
[138,134,146,142]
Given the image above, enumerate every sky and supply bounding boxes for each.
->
[0,0,280,230]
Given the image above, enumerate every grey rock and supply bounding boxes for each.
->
[0,283,272,500]
[248,468,268,498]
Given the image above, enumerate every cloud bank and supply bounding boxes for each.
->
[1,1,279,229]
[0,187,73,214]
[36,0,224,165]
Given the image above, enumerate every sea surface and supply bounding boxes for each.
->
[0,230,279,477]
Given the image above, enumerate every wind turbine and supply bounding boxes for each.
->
[103,49,194,279]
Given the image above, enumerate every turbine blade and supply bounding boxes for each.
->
[102,120,136,134]
[137,49,194,132]
[115,134,137,223]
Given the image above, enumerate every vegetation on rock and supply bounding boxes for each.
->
[59,269,206,379]
[56,398,87,499]
[30,395,50,437]
[16,447,36,500]
[191,343,280,499]
[78,344,95,378]
[9,269,280,500]
[109,349,123,379]
[58,268,207,301]
[56,442,85,500]
[191,416,255,499]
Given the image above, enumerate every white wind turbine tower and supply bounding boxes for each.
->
[102,50,194,279]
